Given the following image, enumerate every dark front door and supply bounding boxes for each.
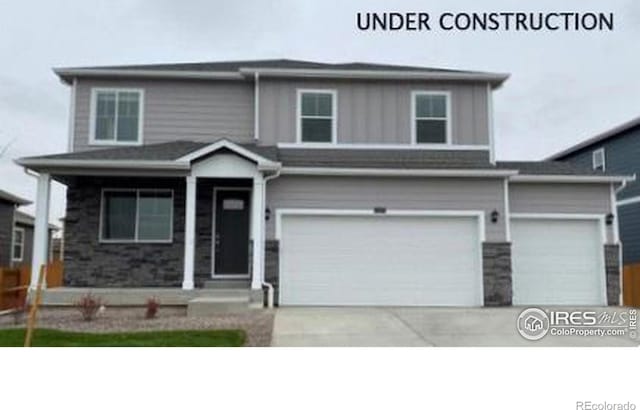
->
[214,189,251,275]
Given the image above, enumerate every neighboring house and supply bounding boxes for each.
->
[15,59,632,307]
[0,190,57,268]
[549,116,640,270]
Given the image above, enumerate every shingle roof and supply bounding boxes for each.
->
[60,59,485,75]
[278,148,493,169]
[0,189,31,205]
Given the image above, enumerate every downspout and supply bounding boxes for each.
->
[261,166,281,308]
[254,72,260,141]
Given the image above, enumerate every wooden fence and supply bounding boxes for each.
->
[623,263,640,307]
[0,261,64,310]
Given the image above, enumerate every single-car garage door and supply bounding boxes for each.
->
[279,212,483,306]
[511,217,606,305]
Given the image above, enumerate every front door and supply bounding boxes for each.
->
[213,189,251,276]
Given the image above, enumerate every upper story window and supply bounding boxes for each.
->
[12,227,24,262]
[412,91,451,144]
[592,148,606,171]
[297,90,337,143]
[101,189,173,242]
[90,88,144,145]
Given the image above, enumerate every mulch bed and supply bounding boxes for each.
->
[0,307,274,347]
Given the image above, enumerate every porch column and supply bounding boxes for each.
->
[31,172,51,290]
[182,176,196,290]
[251,175,265,290]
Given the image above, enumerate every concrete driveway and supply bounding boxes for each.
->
[271,307,639,347]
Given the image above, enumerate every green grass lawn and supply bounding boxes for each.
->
[0,328,246,347]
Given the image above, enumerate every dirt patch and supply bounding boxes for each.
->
[0,307,274,347]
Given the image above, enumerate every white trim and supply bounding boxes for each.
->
[509,174,632,183]
[610,184,620,243]
[509,212,608,305]
[296,89,338,144]
[55,68,244,82]
[254,72,260,141]
[30,173,51,289]
[16,158,189,170]
[67,78,77,152]
[238,67,510,84]
[211,187,252,278]
[487,83,495,164]
[54,67,509,85]
[503,178,511,242]
[11,226,25,262]
[617,195,640,207]
[280,167,518,178]
[183,176,196,290]
[275,208,486,306]
[275,208,486,241]
[177,139,279,169]
[410,91,452,145]
[276,142,490,151]
[592,147,606,171]
[89,88,145,146]
[510,213,607,242]
[99,188,174,243]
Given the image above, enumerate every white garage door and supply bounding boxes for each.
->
[279,213,483,306]
[511,218,605,305]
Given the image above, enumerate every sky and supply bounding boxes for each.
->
[1,0,639,222]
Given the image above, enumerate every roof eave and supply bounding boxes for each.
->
[509,174,635,183]
[239,67,510,86]
[15,158,191,171]
[53,67,245,84]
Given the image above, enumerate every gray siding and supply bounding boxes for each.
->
[266,176,505,241]
[73,79,255,151]
[557,125,640,201]
[509,182,615,242]
[259,78,489,146]
[0,201,14,267]
[618,202,640,264]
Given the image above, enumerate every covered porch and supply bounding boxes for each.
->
[16,140,281,304]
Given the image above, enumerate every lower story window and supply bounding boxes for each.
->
[12,227,24,261]
[101,189,173,242]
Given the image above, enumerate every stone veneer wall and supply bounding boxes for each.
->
[482,242,512,306]
[604,244,621,306]
[64,177,185,287]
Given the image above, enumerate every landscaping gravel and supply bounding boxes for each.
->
[0,307,274,347]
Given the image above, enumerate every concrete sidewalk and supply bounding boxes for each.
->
[271,307,639,347]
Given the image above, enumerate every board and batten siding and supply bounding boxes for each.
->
[266,176,505,241]
[73,79,255,151]
[509,182,615,242]
[258,78,490,146]
[0,201,14,267]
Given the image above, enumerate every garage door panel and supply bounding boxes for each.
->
[280,214,482,306]
[511,219,605,305]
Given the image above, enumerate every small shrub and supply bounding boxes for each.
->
[145,297,160,320]
[74,293,104,321]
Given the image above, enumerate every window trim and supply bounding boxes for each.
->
[296,89,338,144]
[592,148,606,171]
[89,88,145,146]
[12,227,24,262]
[410,90,452,145]
[99,188,174,243]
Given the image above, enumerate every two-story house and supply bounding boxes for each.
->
[549,116,640,305]
[16,59,630,307]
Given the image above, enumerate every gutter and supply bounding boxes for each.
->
[280,167,519,177]
[261,167,282,308]
[53,68,244,84]
[15,158,191,170]
[509,174,634,183]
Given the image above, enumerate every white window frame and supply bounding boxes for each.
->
[296,89,338,144]
[592,148,606,171]
[89,88,145,146]
[411,91,452,145]
[12,227,24,262]
[99,188,174,243]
